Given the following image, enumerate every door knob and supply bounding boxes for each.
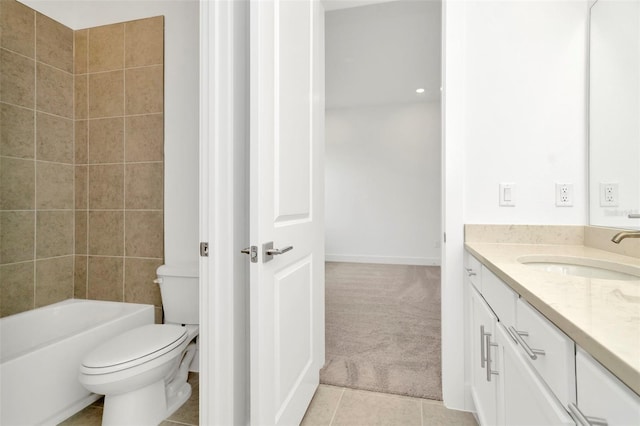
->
[262,242,293,263]
[265,246,293,255]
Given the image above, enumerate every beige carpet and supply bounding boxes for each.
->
[320,262,442,401]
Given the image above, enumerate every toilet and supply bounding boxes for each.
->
[79,264,199,426]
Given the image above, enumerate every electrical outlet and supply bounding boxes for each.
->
[600,183,619,207]
[555,183,573,207]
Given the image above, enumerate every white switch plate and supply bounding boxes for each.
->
[499,183,516,207]
[600,183,619,207]
[555,183,573,207]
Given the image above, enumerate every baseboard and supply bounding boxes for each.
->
[325,254,441,266]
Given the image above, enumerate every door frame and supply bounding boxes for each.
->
[199,1,249,425]
[199,0,465,424]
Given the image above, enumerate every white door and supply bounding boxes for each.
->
[249,0,325,425]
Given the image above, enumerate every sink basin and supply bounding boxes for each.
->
[517,255,640,281]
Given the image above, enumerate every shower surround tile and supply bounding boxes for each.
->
[0,0,35,58]
[36,112,74,163]
[0,8,164,319]
[0,48,35,108]
[1,211,34,264]
[36,63,73,118]
[36,210,74,258]
[88,71,124,118]
[74,29,88,74]
[125,114,164,162]
[88,118,124,164]
[125,65,163,114]
[0,102,35,158]
[125,17,164,67]
[0,261,35,316]
[88,23,124,73]
[36,12,73,73]
[35,256,74,307]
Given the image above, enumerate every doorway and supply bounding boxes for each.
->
[321,0,443,400]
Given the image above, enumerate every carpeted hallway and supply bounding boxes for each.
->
[320,262,442,401]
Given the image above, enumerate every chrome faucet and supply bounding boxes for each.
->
[611,230,640,244]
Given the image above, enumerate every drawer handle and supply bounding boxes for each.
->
[568,403,608,426]
[508,326,545,360]
[480,325,490,368]
[466,268,477,276]
[485,333,499,382]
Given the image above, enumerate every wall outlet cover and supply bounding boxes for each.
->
[599,183,619,207]
[555,183,573,207]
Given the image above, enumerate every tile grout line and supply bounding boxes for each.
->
[85,28,90,300]
[122,22,127,303]
[328,388,346,426]
[32,8,38,311]
[72,25,77,302]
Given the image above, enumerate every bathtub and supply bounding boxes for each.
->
[0,299,154,425]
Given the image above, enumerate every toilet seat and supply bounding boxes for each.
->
[81,324,188,375]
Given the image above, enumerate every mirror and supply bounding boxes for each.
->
[589,0,640,230]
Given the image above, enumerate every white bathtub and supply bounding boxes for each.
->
[0,299,154,425]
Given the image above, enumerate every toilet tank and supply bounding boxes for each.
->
[156,264,199,325]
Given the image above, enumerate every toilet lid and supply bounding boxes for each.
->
[81,324,188,374]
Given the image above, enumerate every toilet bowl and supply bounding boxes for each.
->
[79,263,199,426]
[79,324,198,426]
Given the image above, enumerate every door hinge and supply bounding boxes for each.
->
[200,242,209,257]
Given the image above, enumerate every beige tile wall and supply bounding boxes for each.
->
[0,0,164,318]
[1,0,75,316]
[74,16,165,317]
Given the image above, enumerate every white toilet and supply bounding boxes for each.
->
[79,264,199,426]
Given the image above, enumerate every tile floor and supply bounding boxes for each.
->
[60,376,476,426]
[301,385,477,426]
[58,373,199,426]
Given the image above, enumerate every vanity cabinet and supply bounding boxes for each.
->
[469,287,500,426]
[465,249,640,426]
[572,347,640,426]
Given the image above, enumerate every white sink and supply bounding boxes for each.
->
[517,255,640,281]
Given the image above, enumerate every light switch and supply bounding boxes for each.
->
[499,183,516,207]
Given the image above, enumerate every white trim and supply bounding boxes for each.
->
[199,1,249,425]
[325,254,441,266]
[441,0,469,411]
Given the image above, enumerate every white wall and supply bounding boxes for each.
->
[325,1,442,265]
[442,0,589,410]
[21,0,200,267]
[462,0,589,225]
[325,103,441,265]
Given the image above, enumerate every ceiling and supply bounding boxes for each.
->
[325,0,442,109]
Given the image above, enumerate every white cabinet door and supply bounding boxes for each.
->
[496,324,574,426]
[515,298,576,407]
[573,347,640,426]
[470,287,500,426]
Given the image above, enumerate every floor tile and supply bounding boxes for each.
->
[58,405,102,425]
[167,373,199,425]
[422,400,477,426]
[301,385,344,426]
[331,388,422,426]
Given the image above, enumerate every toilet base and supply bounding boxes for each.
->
[102,380,166,426]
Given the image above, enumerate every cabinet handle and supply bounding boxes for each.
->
[568,403,608,426]
[485,333,499,382]
[508,326,545,360]
[466,268,477,276]
[480,325,490,368]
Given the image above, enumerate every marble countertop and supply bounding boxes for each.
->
[465,242,640,395]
